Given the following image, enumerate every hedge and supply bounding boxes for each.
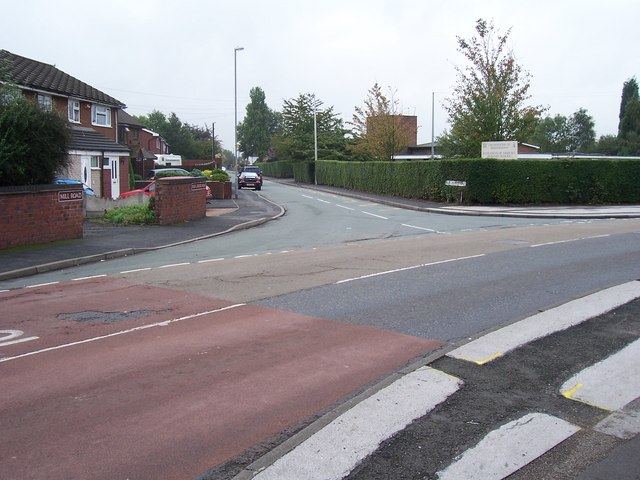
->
[259,161,295,178]
[315,158,640,205]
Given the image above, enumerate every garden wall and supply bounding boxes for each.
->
[0,185,84,249]
[155,177,207,225]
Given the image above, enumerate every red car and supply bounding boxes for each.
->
[121,181,211,199]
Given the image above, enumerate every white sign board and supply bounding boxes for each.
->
[481,141,518,159]
[445,180,467,187]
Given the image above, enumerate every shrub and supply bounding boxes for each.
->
[103,205,156,225]
[203,169,230,182]
[0,92,70,186]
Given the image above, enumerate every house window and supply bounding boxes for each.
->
[92,105,112,127]
[90,155,100,168]
[68,99,81,123]
[131,129,139,141]
[37,94,52,112]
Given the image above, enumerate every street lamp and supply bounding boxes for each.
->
[234,46,244,176]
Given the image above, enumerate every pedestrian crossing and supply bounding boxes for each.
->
[234,281,640,480]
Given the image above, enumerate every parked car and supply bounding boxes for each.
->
[53,178,95,196]
[238,171,262,190]
[146,168,191,180]
[121,181,212,199]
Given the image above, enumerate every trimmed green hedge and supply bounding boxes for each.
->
[315,158,640,205]
[259,161,295,178]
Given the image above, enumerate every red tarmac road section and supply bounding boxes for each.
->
[0,278,443,480]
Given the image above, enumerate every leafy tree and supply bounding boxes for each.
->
[593,134,622,155]
[567,108,595,152]
[272,93,347,162]
[237,87,276,160]
[0,86,69,186]
[348,83,414,160]
[439,18,544,157]
[529,108,595,153]
[617,77,640,155]
[135,111,220,160]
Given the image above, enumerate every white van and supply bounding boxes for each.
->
[154,154,183,166]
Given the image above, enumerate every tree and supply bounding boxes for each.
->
[529,108,595,153]
[0,86,69,186]
[439,18,544,157]
[272,93,347,162]
[348,83,414,160]
[567,108,595,152]
[617,77,640,155]
[237,87,276,160]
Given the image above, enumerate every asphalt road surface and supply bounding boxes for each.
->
[1,181,639,479]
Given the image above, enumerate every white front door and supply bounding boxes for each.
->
[80,156,91,188]
[110,157,120,199]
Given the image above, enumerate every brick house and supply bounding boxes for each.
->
[0,49,131,198]
[117,109,171,179]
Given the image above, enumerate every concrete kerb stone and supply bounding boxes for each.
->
[0,202,286,282]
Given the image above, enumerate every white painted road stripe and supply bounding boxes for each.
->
[0,304,245,363]
[561,338,640,411]
[436,413,580,480]
[361,211,389,220]
[120,267,152,274]
[402,223,438,232]
[336,254,485,285]
[251,367,461,480]
[157,262,190,269]
[336,204,355,211]
[72,274,107,281]
[530,234,611,248]
[448,280,640,365]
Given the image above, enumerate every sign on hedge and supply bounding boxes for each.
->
[481,141,518,159]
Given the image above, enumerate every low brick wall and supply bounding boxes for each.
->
[155,177,207,225]
[0,185,84,249]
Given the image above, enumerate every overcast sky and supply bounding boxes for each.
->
[2,0,637,152]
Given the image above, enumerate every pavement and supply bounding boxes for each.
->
[2,178,639,282]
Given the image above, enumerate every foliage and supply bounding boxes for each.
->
[237,87,278,160]
[0,88,70,186]
[259,161,294,178]
[348,83,414,160]
[439,18,544,157]
[154,169,191,179]
[529,108,595,153]
[134,111,220,160]
[103,205,156,225]
[315,158,640,205]
[202,169,230,182]
[617,77,640,155]
[272,93,348,162]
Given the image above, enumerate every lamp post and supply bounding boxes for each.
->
[234,46,244,176]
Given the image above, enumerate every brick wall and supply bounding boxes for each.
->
[0,186,84,249]
[155,177,207,225]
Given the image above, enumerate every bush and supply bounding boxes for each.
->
[203,169,230,182]
[260,161,295,178]
[154,170,190,179]
[103,205,156,225]
[0,92,70,186]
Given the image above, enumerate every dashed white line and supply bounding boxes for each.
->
[531,234,611,248]
[197,258,224,264]
[362,211,389,220]
[120,267,152,274]
[336,204,355,211]
[401,223,438,232]
[26,282,59,289]
[336,254,485,284]
[157,262,190,269]
[72,274,107,281]
[316,198,331,204]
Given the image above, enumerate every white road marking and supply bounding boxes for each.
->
[157,262,190,269]
[301,194,314,199]
[594,404,640,439]
[361,211,389,220]
[336,204,355,211]
[448,280,640,365]
[316,198,331,204]
[197,258,225,263]
[72,275,107,281]
[0,330,39,347]
[25,282,59,289]
[561,338,640,411]
[402,223,438,232]
[436,413,580,480]
[0,304,245,363]
[336,254,485,284]
[530,234,611,248]
[120,267,152,274]
[252,367,461,480]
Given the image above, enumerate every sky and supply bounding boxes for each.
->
[2,0,638,152]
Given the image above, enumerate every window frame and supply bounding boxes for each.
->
[91,104,112,127]
[68,99,81,123]
[37,94,53,112]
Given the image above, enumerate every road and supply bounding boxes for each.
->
[1,180,639,479]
